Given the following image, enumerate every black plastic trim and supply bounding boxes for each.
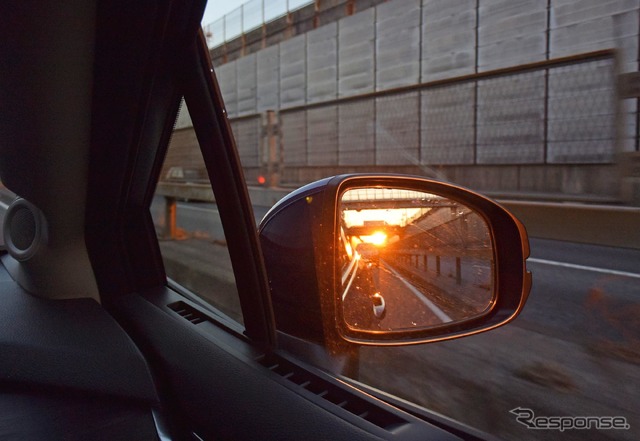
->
[112,288,464,441]
[181,31,275,348]
[258,353,407,431]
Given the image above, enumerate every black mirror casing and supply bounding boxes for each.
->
[259,174,532,347]
[259,178,332,345]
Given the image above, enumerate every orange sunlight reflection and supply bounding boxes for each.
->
[363,231,387,246]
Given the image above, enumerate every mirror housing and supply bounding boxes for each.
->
[259,174,531,346]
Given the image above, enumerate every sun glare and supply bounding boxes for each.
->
[367,231,387,246]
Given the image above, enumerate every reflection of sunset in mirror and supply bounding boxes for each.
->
[365,231,387,246]
[339,187,494,333]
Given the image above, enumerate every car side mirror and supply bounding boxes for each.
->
[259,174,531,346]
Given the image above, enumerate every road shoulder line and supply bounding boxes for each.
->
[528,258,640,279]
[382,262,452,323]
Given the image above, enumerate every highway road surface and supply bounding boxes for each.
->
[151,198,640,343]
[342,259,452,330]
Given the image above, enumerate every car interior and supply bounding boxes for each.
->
[0,1,531,440]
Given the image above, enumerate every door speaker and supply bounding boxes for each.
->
[3,198,46,261]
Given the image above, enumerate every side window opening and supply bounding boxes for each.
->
[151,100,243,325]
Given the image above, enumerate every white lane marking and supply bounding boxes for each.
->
[342,255,360,301]
[342,253,359,285]
[382,262,452,323]
[528,258,640,279]
[177,204,219,214]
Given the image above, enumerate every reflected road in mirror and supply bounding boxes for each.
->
[339,188,494,332]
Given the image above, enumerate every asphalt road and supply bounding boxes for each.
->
[11,195,640,294]
[516,237,640,344]
[152,199,640,343]
[377,261,452,328]
[342,260,450,330]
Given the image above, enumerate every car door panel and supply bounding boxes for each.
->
[112,287,464,441]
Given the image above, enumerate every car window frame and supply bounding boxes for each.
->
[176,30,276,347]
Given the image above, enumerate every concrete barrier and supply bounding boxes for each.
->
[501,200,640,250]
[156,183,640,250]
[156,182,214,201]
[247,186,292,207]
[249,187,640,250]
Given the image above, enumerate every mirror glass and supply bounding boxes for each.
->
[339,188,494,332]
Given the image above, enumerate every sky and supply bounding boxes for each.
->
[201,0,245,26]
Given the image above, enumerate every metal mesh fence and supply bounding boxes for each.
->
[203,0,314,49]
[547,59,617,163]
[268,51,618,174]
[165,51,624,197]
[280,110,307,166]
[338,100,375,166]
[243,0,263,32]
[161,52,619,198]
[231,117,261,168]
[475,70,546,164]
[307,105,338,166]
[421,83,475,165]
[224,8,243,42]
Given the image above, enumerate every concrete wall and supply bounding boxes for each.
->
[307,23,338,103]
[217,62,237,116]
[339,9,375,97]
[231,117,260,167]
[279,34,307,108]
[375,0,422,90]
[281,110,307,165]
[183,0,640,202]
[421,83,475,165]
[549,0,639,155]
[478,0,548,71]
[236,54,257,116]
[257,45,280,111]
[421,0,476,82]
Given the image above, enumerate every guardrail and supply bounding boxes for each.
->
[500,200,640,250]
[155,183,640,249]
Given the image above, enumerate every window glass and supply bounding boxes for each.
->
[197,3,640,436]
[151,101,243,324]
